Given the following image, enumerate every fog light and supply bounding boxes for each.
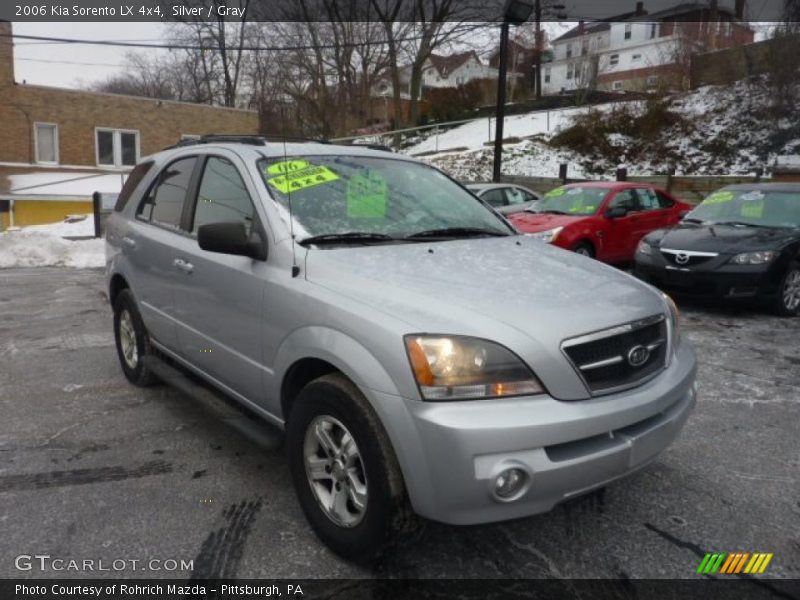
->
[495,468,526,499]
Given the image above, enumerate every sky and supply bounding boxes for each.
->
[11,0,778,90]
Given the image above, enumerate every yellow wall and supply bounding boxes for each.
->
[1,200,93,229]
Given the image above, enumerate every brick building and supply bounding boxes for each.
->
[0,21,259,228]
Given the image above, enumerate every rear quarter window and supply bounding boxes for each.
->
[114,161,154,212]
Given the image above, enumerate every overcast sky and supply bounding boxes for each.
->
[11,0,777,90]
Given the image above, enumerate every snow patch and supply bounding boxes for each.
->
[0,215,104,269]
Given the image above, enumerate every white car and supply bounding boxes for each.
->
[467,183,541,215]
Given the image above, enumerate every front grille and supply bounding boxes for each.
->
[660,249,717,267]
[562,316,668,395]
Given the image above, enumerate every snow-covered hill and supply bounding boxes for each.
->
[403,76,800,182]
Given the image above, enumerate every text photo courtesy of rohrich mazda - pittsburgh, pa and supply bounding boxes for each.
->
[0,2,798,600]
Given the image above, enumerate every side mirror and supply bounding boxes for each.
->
[198,222,266,260]
[605,206,627,219]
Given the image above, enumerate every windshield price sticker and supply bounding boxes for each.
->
[741,190,765,202]
[566,188,583,195]
[347,171,388,218]
[267,165,339,194]
[266,160,311,175]
[545,188,566,197]
[704,191,735,205]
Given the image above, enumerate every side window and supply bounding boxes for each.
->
[138,157,197,228]
[656,191,675,209]
[192,157,255,235]
[519,188,539,202]
[506,187,526,205]
[609,190,638,212]
[636,188,660,210]
[115,161,154,212]
[481,188,507,208]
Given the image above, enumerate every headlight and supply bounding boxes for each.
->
[404,335,545,400]
[526,226,563,244]
[663,293,681,347]
[636,240,653,256]
[730,251,777,265]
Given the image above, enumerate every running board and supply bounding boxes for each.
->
[144,354,284,452]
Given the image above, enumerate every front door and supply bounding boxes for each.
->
[603,189,641,262]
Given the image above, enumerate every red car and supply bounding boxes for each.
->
[508,182,691,263]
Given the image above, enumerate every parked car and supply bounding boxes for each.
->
[634,183,800,316]
[466,182,541,215]
[105,137,697,561]
[508,182,691,263]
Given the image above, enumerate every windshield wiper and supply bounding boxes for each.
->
[539,209,569,215]
[681,217,704,224]
[298,232,399,246]
[714,221,771,228]
[403,227,509,240]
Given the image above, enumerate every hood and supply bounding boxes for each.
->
[304,236,665,348]
[508,212,587,233]
[650,223,799,254]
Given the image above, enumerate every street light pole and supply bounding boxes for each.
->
[492,20,511,183]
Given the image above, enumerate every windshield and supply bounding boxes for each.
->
[687,189,800,228]
[257,156,511,241]
[536,186,609,216]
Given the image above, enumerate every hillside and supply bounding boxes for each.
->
[403,76,800,182]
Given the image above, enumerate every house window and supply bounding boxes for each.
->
[649,23,658,39]
[96,128,139,168]
[581,41,588,56]
[624,23,632,40]
[566,43,573,58]
[544,67,551,83]
[612,80,623,90]
[34,123,59,164]
[647,75,659,86]
[610,54,619,66]
[566,63,574,80]
[632,53,642,62]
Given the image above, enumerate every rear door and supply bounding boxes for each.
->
[169,153,268,403]
[125,155,198,351]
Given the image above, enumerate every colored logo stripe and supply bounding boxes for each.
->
[698,553,773,574]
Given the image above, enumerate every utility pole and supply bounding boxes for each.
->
[493,20,511,182]
[535,0,542,99]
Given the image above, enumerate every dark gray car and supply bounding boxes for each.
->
[105,137,696,562]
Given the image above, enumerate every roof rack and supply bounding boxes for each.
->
[164,134,329,150]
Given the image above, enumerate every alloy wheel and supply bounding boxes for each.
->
[303,415,368,527]
[783,270,800,311]
[118,309,138,369]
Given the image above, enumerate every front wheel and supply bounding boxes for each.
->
[573,241,595,258]
[286,373,414,562]
[774,262,800,316]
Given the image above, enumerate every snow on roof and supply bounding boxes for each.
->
[4,171,126,199]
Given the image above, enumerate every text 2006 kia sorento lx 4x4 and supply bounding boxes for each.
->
[106,137,697,561]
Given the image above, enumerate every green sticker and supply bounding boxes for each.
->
[741,201,764,218]
[266,159,310,175]
[545,187,566,197]
[347,171,387,218]
[267,165,339,194]
[704,191,734,205]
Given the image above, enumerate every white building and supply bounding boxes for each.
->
[374,51,498,97]
[542,1,754,94]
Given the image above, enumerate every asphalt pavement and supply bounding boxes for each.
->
[0,267,798,582]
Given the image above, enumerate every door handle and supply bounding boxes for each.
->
[173,258,194,274]
[122,236,137,250]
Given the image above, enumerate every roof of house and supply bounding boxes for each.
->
[554,2,745,43]
[428,51,480,77]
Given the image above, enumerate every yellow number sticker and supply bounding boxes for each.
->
[266,160,311,175]
[267,165,339,194]
[545,187,566,197]
[704,191,734,205]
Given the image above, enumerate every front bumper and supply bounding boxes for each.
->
[368,341,697,525]
[633,255,780,301]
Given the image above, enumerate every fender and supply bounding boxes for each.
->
[268,325,403,416]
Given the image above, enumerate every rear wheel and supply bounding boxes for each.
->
[286,373,414,562]
[113,289,159,386]
[774,262,800,316]
[573,241,595,258]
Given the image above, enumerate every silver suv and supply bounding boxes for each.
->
[105,137,697,561]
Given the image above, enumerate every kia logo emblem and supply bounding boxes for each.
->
[675,253,690,265]
[627,345,650,368]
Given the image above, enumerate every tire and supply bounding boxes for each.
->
[573,241,595,258]
[773,262,800,317]
[286,373,415,562]
[113,289,159,386]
